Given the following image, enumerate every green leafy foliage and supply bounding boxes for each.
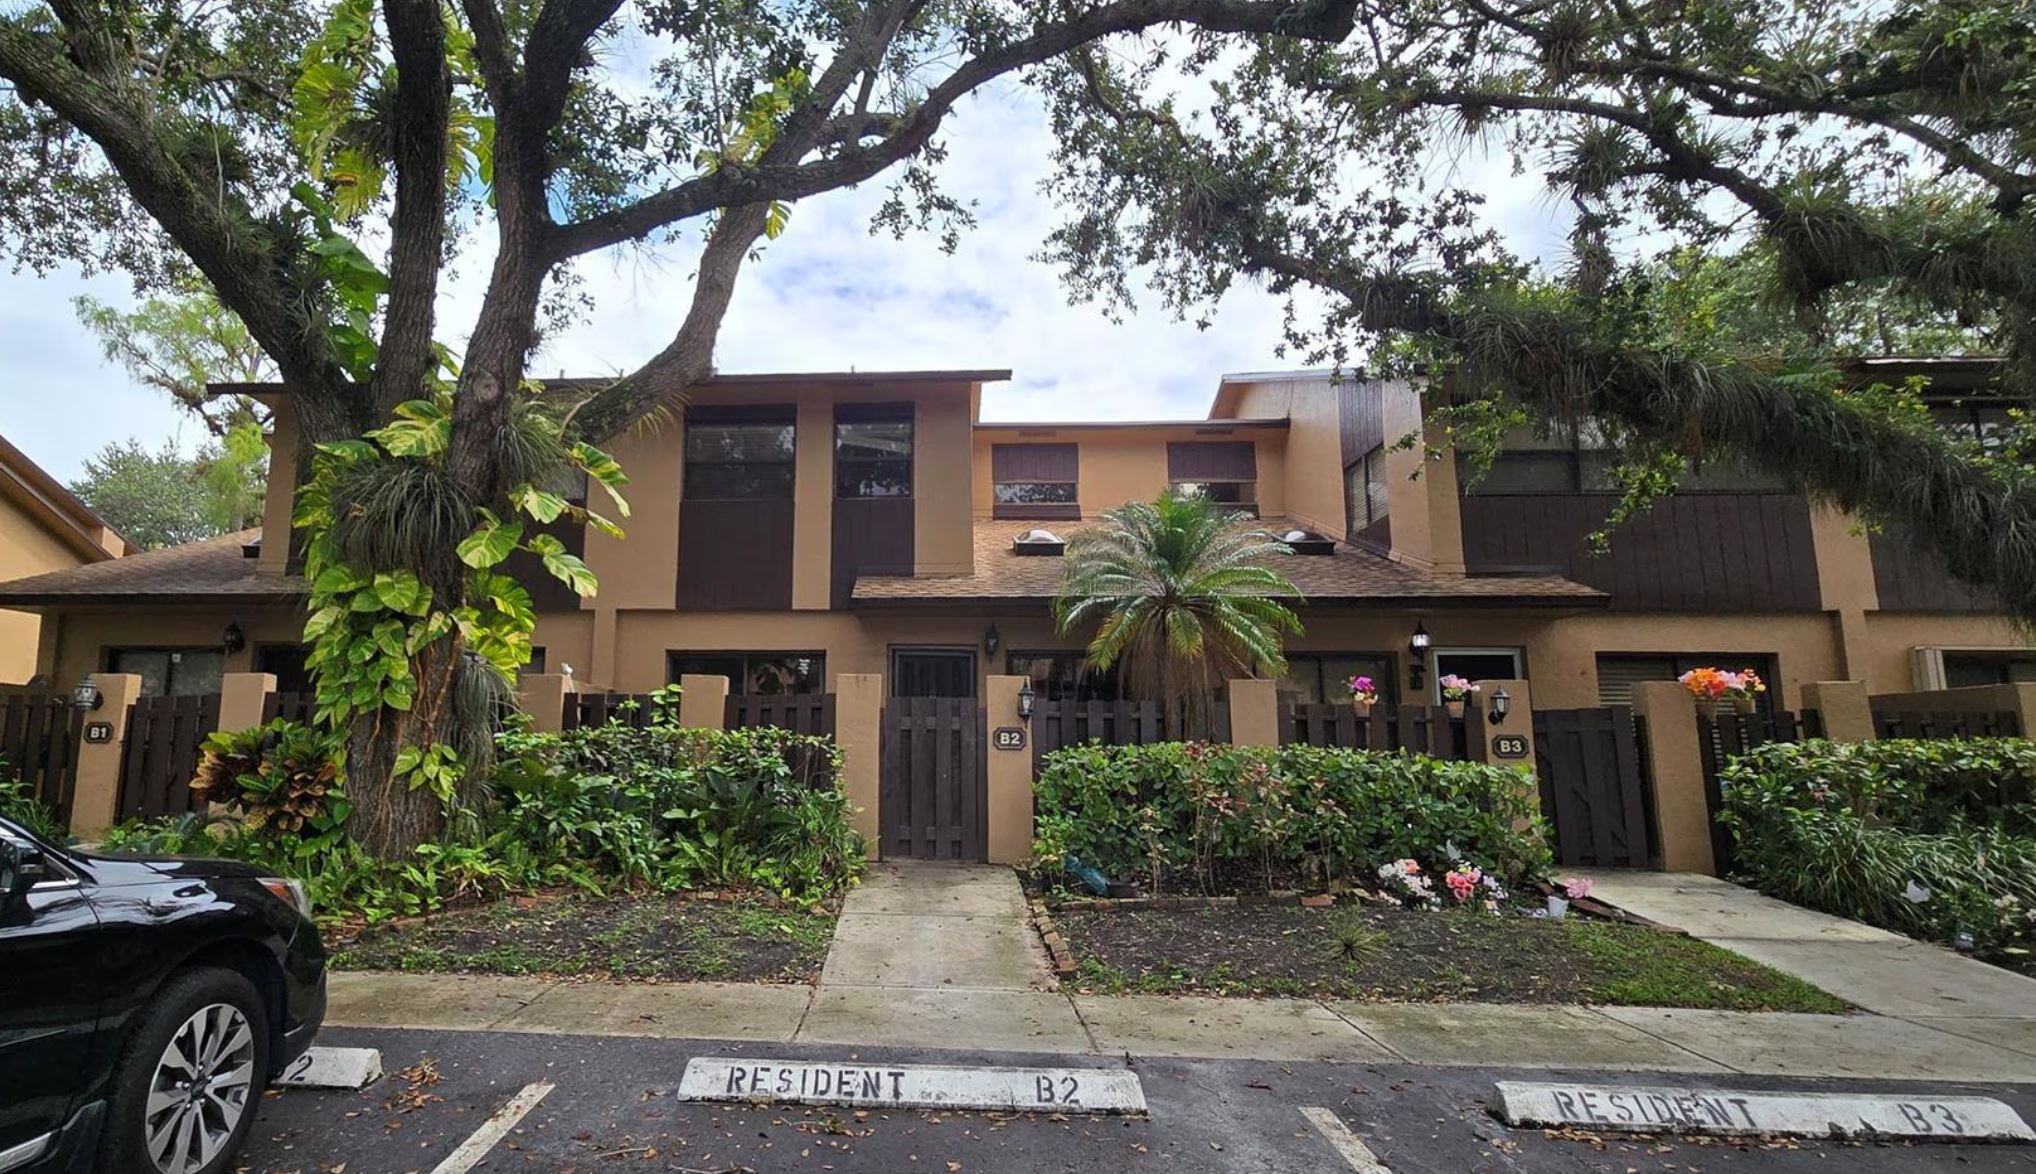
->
[491,716,862,903]
[190,720,350,855]
[0,767,67,845]
[102,713,862,925]
[1721,739,2036,969]
[1054,493,1303,736]
[1032,741,1550,896]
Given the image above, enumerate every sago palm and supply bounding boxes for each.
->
[1053,492,1304,736]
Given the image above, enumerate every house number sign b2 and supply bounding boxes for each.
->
[992,727,1027,752]
[1491,733,1529,760]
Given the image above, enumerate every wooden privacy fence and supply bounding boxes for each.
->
[1282,703,1470,760]
[1533,706,1655,869]
[562,692,663,730]
[1872,709,2021,739]
[1694,708,1819,875]
[1029,699,1190,771]
[0,691,85,827]
[117,693,220,822]
[262,691,317,724]
[725,693,836,736]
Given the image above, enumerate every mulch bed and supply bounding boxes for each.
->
[331,890,835,984]
[1054,903,1848,1013]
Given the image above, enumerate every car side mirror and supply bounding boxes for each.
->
[0,840,43,905]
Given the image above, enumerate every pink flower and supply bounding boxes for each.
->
[1561,876,1594,900]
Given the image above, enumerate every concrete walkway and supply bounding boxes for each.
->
[323,863,2036,1082]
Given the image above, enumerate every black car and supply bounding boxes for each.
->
[0,815,326,1174]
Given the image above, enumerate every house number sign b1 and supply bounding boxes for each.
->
[1491,733,1529,760]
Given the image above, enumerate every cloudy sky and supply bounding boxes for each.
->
[0,76,1565,484]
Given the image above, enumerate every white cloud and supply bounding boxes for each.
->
[0,79,1566,482]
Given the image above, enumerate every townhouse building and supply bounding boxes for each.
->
[0,360,2023,712]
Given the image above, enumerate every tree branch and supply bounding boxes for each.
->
[374,0,452,415]
[549,0,1359,260]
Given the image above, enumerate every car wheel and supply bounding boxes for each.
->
[100,966,272,1174]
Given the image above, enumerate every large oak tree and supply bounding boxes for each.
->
[1038,0,2036,617]
[0,0,1359,853]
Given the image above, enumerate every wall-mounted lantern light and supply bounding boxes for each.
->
[1489,687,1511,726]
[1407,622,1432,694]
[983,623,1001,655]
[71,680,103,711]
[1017,678,1036,722]
[222,621,246,654]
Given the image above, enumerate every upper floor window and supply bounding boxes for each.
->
[1344,444,1388,537]
[1168,441,1257,509]
[992,443,1079,519]
[684,409,795,500]
[836,405,913,498]
[107,648,224,697]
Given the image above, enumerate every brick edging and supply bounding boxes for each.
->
[1027,899,1078,978]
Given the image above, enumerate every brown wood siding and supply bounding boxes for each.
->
[832,496,915,608]
[1868,528,1998,612]
[992,443,1078,481]
[1167,441,1256,480]
[1338,380,1386,467]
[1459,492,1821,611]
[677,498,795,609]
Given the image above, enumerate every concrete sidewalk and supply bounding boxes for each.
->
[322,862,2036,1082]
[1579,870,2036,1027]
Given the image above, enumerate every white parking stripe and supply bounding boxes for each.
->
[1301,1106,1393,1173]
[429,1081,555,1174]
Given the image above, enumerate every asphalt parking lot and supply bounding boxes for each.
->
[238,1027,2036,1173]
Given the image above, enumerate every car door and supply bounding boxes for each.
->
[0,827,104,1162]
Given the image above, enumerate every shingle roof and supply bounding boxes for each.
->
[853,518,1606,607]
[0,529,303,605]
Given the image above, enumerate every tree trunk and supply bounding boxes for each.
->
[343,638,462,855]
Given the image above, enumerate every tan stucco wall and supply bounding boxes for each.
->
[969,424,1289,519]
[33,606,304,690]
[1222,376,1343,535]
[914,390,975,575]
[0,484,108,683]
[1855,612,2035,693]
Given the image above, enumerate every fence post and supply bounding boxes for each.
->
[677,674,730,730]
[1465,679,1540,829]
[1631,681,1716,876]
[1800,681,1872,741]
[1227,678,1281,747]
[518,673,576,734]
[218,672,275,734]
[834,674,884,861]
[984,675,1034,865]
[68,673,143,840]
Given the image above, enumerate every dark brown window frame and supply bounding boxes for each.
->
[667,650,828,694]
[836,403,915,500]
[683,406,797,501]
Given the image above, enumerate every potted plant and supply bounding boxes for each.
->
[1726,669,1766,714]
[1345,674,1379,718]
[1438,674,1478,718]
[1677,667,1726,716]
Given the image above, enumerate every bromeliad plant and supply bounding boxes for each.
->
[295,386,629,853]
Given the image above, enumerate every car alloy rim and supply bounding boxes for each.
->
[144,1002,256,1174]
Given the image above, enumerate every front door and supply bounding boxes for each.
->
[891,648,977,698]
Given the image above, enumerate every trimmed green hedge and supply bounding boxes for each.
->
[1720,738,2036,966]
[1032,741,1550,894]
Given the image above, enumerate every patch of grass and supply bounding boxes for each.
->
[333,891,835,984]
[1055,904,1848,1012]
[1564,920,1849,1013]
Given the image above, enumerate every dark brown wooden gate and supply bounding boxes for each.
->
[0,690,85,827]
[1282,703,1469,758]
[880,696,985,861]
[1694,708,1815,874]
[117,693,222,821]
[725,693,836,736]
[1532,706,1657,869]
